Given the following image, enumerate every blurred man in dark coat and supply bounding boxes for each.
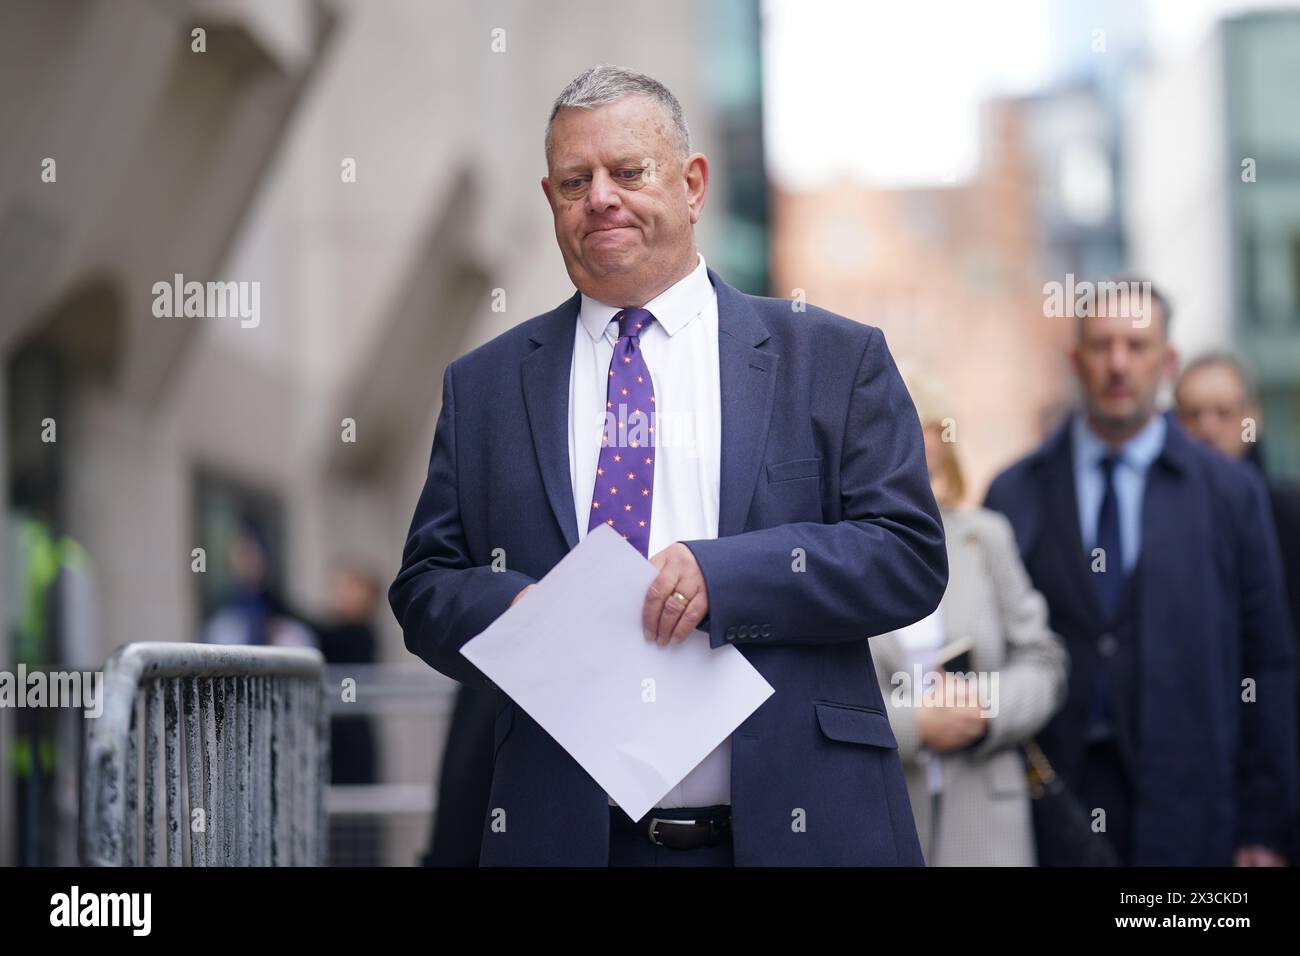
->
[1175,351,1300,859]
[985,282,1295,865]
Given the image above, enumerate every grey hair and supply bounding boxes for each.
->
[545,64,691,161]
[1074,273,1174,341]
[1177,350,1259,405]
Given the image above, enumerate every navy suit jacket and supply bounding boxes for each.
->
[985,413,1297,864]
[389,266,948,865]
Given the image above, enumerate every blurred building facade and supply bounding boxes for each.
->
[1126,10,1300,480]
[771,100,1074,502]
[1,0,765,865]
[773,5,1167,501]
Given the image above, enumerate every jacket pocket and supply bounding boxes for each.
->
[814,700,898,749]
[766,457,822,483]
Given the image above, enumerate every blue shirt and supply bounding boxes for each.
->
[1070,412,1167,574]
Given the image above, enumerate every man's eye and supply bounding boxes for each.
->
[616,168,643,181]
[562,178,588,190]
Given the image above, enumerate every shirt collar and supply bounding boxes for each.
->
[1072,411,1168,472]
[577,253,710,342]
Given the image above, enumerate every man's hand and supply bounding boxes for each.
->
[510,584,536,607]
[1234,845,1286,867]
[643,543,709,646]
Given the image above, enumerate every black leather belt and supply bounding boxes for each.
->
[610,805,732,849]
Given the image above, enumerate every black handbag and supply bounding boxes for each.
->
[1023,739,1120,866]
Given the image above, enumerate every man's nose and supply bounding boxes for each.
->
[586,168,620,213]
[1108,341,1131,373]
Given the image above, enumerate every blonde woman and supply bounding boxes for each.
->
[872,398,1068,866]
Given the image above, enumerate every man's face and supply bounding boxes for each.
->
[331,569,377,622]
[1071,303,1176,438]
[1176,363,1250,459]
[542,95,707,305]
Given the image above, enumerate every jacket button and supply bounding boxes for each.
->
[1098,633,1118,657]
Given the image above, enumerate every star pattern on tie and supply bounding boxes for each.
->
[588,308,656,556]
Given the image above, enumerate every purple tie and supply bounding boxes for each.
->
[588,308,657,557]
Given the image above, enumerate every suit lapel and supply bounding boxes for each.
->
[709,267,778,539]
[1039,422,1104,632]
[521,292,582,551]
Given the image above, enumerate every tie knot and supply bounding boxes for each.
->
[1099,452,1122,477]
[615,308,655,340]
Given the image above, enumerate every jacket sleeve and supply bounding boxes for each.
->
[388,363,535,689]
[969,510,1069,756]
[1233,468,1297,854]
[681,326,948,649]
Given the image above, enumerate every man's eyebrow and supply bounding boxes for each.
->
[552,156,654,178]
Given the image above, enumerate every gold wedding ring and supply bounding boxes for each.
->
[668,591,688,609]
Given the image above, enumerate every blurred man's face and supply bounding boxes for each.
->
[1176,363,1250,460]
[542,94,707,307]
[1071,303,1177,441]
[229,533,267,589]
[331,569,377,622]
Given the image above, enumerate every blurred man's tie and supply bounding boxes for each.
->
[1087,451,1125,742]
[1095,452,1125,618]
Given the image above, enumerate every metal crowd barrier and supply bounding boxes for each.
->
[81,642,328,866]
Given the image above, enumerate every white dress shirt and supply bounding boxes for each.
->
[567,252,728,810]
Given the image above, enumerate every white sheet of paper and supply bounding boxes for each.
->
[461,523,774,821]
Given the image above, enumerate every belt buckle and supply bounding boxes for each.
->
[647,815,690,847]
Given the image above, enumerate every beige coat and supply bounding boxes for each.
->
[872,506,1068,866]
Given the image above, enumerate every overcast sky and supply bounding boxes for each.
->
[763,0,1300,188]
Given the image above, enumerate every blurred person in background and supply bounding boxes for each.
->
[1174,352,1300,635]
[1175,351,1300,860]
[872,383,1067,866]
[314,563,380,786]
[7,472,98,865]
[985,280,1296,866]
[201,517,316,649]
[313,562,381,866]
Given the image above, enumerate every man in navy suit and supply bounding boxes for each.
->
[389,66,947,866]
[985,281,1296,866]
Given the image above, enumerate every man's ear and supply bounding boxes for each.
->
[685,153,709,225]
[541,176,554,208]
